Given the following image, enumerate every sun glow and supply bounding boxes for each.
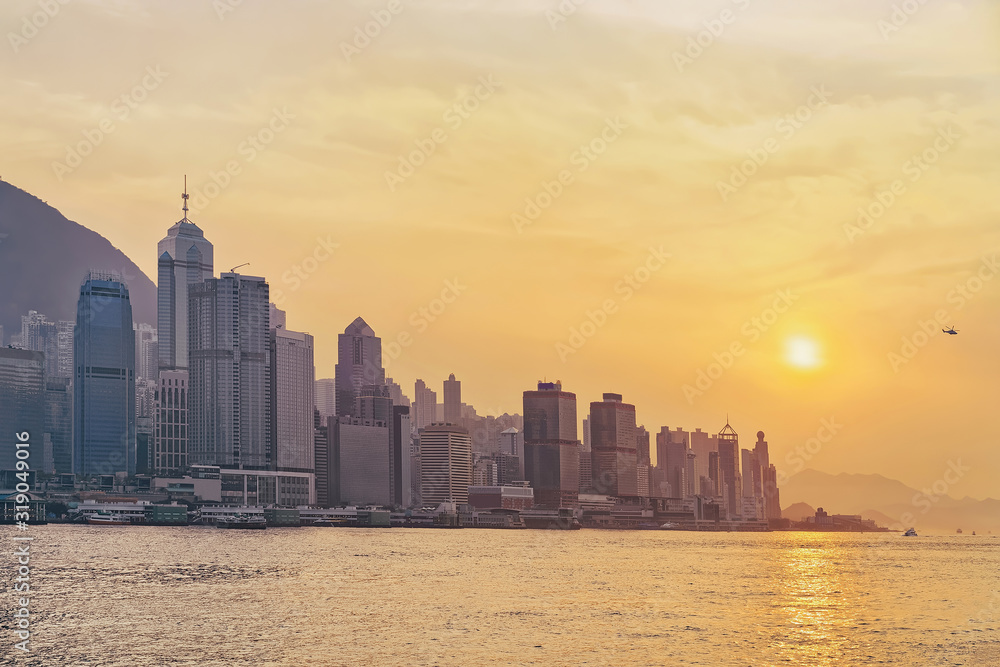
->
[786,336,821,369]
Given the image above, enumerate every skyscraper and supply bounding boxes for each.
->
[134,323,158,380]
[589,393,638,497]
[418,422,472,506]
[270,327,315,474]
[656,427,689,498]
[74,272,136,476]
[188,272,270,469]
[335,317,383,417]
[0,348,45,472]
[413,379,437,430]
[154,370,187,473]
[331,416,391,505]
[717,421,742,519]
[522,381,580,507]
[443,373,462,424]
[392,405,412,507]
[315,378,336,420]
[44,376,72,474]
[156,197,213,371]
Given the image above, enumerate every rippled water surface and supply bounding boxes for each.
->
[2,526,999,665]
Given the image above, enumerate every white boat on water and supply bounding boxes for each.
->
[217,513,267,530]
[903,528,917,536]
[87,513,132,525]
[660,522,681,530]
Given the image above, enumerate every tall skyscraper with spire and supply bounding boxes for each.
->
[157,180,213,371]
[335,317,384,417]
[153,182,213,474]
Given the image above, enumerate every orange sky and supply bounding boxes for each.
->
[2,0,999,497]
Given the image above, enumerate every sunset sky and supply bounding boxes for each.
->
[3,0,999,497]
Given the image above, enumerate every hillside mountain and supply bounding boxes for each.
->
[0,180,155,337]
[782,469,1000,534]
[781,502,814,522]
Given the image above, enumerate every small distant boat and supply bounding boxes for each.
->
[660,522,681,530]
[903,527,917,537]
[87,514,130,526]
[217,514,266,529]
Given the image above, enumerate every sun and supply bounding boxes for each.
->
[785,336,822,369]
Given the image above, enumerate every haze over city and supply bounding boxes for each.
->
[3,0,999,501]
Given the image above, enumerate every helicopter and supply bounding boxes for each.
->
[942,326,959,335]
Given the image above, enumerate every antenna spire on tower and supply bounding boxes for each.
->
[181,175,190,221]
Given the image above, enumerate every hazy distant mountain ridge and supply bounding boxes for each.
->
[782,469,999,534]
[0,180,155,337]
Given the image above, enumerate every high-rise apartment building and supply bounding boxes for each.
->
[188,273,270,469]
[589,393,638,498]
[74,272,136,476]
[522,381,580,507]
[413,379,437,430]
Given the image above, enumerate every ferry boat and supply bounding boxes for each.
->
[659,522,681,530]
[903,527,917,537]
[86,513,131,526]
[217,513,267,529]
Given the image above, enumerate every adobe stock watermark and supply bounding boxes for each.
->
[682,289,799,404]
[187,107,295,213]
[382,278,468,372]
[340,0,408,62]
[270,236,340,306]
[717,85,832,202]
[8,0,70,54]
[844,125,960,243]
[51,65,169,182]
[877,0,930,41]
[512,116,628,233]
[555,246,670,362]
[385,75,501,192]
[672,0,751,73]
[888,253,999,372]
[545,0,587,30]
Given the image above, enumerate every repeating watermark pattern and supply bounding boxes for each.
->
[716,86,832,202]
[7,0,70,54]
[51,65,169,181]
[11,431,33,652]
[844,125,960,242]
[682,288,799,404]
[382,278,468,372]
[385,75,501,192]
[512,116,628,233]
[672,0,751,73]
[213,0,243,21]
[187,107,295,213]
[340,0,408,62]
[877,0,930,41]
[779,418,843,478]
[271,236,340,306]
[555,246,669,362]
[886,459,970,531]
[545,0,587,30]
[888,253,999,372]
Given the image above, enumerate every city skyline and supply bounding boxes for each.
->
[1,1,998,500]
